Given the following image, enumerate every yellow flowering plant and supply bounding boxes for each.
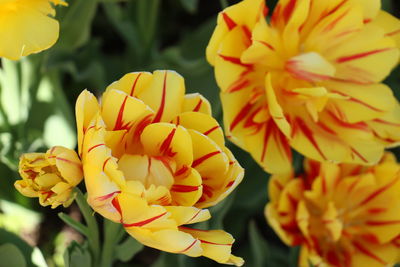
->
[207,0,400,174]
[76,70,244,265]
[2,0,400,266]
[15,146,83,208]
[266,153,400,267]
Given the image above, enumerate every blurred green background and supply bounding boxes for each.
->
[0,0,399,266]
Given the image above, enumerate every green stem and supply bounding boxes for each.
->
[74,188,100,266]
[100,219,123,267]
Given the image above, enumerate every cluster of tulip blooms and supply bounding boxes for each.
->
[6,0,400,266]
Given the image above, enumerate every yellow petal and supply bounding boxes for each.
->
[180,226,243,266]
[140,123,193,169]
[75,90,100,157]
[164,206,211,225]
[136,70,185,123]
[182,93,212,115]
[0,0,63,60]
[172,112,225,148]
[105,72,153,97]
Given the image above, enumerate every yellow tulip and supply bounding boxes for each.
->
[266,153,400,267]
[15,146,83,208]
[207,0,400,174]
[0,0,67,60]
[76,70,244,265]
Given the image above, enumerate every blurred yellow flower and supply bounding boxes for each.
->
[207,0,400,174]
[15,146,83,208]
[266,153,400,267]
[76,70,244,265]
[0,0,67,60]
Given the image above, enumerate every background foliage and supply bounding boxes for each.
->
[0,0,399,266]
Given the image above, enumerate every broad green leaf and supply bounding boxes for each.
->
[0,228,35,267]
[56,0,98,51]
[0,243,26,267]
[115,237,144,262]
[64,241,92,267]
[249,221,269,267]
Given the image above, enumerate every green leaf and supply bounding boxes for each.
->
[64,241,92,267]
[0,244,26,267]
[58,212,89,236]
[180,0,199,13]
[0,228,35,267]
[115,237,144,262]
[249,221,269,267]
[56,0,98,51]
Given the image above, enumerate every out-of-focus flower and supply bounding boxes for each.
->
[266,153,400,267]
[76,70,244,265]
[0,0,67,60]
[15,146,83,209]
[207,0,400,174]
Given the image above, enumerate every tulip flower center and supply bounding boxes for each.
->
[118,154,176,189]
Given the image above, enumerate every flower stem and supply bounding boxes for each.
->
[74,188,101,266]
[100,220,124,267]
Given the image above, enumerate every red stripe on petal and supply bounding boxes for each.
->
[257,40,275,51]
[176,239,199,253]
[153,71,168,123]
[358,175,400,207]
[96,191,121,201]
[353,241,386,265]
[219,55,253,68]
[273,179,284,191]
[88,143,105,153]
[295,118,327,160]
[192,151,221,168]
[186,209,202,224]
[336,48,392,63]
[228,79,250,93]
[242,25,252,41]
[372,119,400,127]
[114,96,129,130]
[260,120,274,162]
[102,157,112,171]
[226,180,235,188]
[193,99,202,112]
[365,220,400,226]
[130,73,142,96]
[175,165,189,176]
[123,212,167,227]
[367,207,386,214]
[171,185,200,192]
[203,126,220,136]
[323,9,349,33]
[282,0,297,23]
[230,102,253,131]
[200,239,232,246]
[386,28,400,37]
[160,128,177,157]
[350,147,368,163]
[112,196,122,216]
[222,12,236,30]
